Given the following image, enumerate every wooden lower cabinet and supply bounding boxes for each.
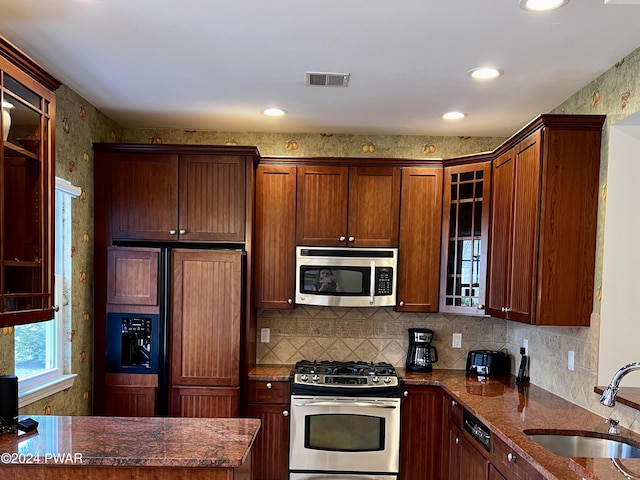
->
[490,434,545,480]
[489,464,508,480]
[400,385,443,480]
[457,432,489,480]
[171,386,240,418]
[247,380,290,480]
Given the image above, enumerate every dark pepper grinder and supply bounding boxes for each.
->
[516,347,530,384]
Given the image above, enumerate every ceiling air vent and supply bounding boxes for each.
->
[306,72,350,87]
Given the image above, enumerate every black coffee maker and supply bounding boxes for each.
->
[406,328,438,372]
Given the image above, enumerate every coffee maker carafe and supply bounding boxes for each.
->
[406,328,438,372]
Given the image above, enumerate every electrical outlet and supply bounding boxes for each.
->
[523,339,528,355]
[568,350,575,371]
[260,328,270,343]
[452,333,462,348]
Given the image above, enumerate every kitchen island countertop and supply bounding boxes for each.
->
[0,415,259,478]
[250,364,640,480]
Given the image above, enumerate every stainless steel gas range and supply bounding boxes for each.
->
[289,360,402,480]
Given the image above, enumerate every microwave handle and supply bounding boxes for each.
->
[370,260,376,305]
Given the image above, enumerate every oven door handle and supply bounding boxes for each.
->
[294,400,398,409]
[370,260,376,305]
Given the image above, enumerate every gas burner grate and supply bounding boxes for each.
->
[293,360,397,377]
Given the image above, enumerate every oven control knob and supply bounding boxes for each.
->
[300,374,308,382]
[312,374,320,382]
[372,376,380,383]
[383,376,391,384]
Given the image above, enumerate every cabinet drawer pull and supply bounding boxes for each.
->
[507,452,516,462]
[283,410,289,417]
[266,382,272,389]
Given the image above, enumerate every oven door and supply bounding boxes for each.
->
[289,395,400,475]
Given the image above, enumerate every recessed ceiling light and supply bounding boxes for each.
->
[519,0,570,11]
[263,108,287,117]
[468,67,504,81]
[442,111,468,120]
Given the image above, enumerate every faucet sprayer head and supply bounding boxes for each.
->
[600,385,618,407]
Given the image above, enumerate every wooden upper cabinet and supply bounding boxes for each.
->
[486,115,605,326]
[439,161,491,316]
[170,248,242,387]
[179,155,246,241]
[254,165,297,309]
[348,167,401,246]
[104,146,252,242]
[296,166,349,246]
[296,165,400,247]
[397,167,443,312]
[111,153,179,241]
[0,37,60,327]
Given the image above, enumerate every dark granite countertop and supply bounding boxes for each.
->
[0,415,260,468]
[249,365,640,480]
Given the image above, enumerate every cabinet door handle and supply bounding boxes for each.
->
[339,236,346,242]
[451,400,457,407]
[399,301,405,307]
[266,382,272,389]
[348,236,355,242]
[179,229,186,234]
[507,452,517,463]
[283,410,289,417]
[403,391,409,397]
[52,305,60,312]
[287,298,293,305]
[169,230,177,235]
[455,437,460,445]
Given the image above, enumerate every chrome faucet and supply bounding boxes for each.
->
[599,362,640,407]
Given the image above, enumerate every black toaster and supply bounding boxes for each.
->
[466,350,509,376]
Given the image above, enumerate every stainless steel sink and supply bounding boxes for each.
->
[524,430,640,458]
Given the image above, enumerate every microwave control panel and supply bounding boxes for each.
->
[375,267,394,296]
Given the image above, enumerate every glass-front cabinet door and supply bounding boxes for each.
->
[0,37,59,326]
[439,161,491,315]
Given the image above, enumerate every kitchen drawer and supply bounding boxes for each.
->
[491,434,544,480]
[248,380,290,404]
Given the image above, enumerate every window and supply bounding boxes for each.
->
[14,178,79,407]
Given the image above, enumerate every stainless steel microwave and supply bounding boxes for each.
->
[295,246,398,307]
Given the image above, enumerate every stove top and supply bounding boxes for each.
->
[291,360,401,396]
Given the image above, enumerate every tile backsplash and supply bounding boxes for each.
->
[256,306,508,369]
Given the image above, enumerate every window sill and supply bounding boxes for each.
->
[18,374,77,408]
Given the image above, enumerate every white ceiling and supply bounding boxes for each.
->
[1,0,640,137]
